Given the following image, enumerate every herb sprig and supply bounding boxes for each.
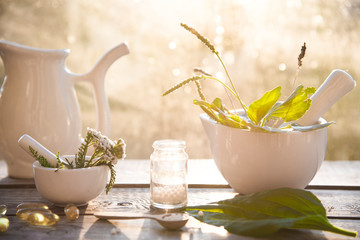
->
[163,23,332,132]
[29,146,56,168]
[30,128,126,194]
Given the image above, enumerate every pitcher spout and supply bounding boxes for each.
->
[69,42,130,136]
[88,42,130,80]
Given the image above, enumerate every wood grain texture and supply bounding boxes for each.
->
[1,188,359,219]
[0,213,359,239]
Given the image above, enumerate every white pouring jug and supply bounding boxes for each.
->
[0,40,129,178]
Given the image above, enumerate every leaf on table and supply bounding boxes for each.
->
[186,188,358,238]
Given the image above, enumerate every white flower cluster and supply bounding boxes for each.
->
[87,128,126,164]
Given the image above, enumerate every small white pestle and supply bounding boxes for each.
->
[18,134,66,167]
[296,69,356,126]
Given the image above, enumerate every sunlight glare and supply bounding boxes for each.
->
[216,71,224,80]
[216,26,225,35]
[312,14,324,27]
[172,68,181,76]
[168,41,177,50]
[201,225,228,237]
[278,63,287,71]
[67,35,76,44]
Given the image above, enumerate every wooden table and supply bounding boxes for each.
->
[0,159,359,239]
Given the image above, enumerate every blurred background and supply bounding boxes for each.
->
[0,0,359,160]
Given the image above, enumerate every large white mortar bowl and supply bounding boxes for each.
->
[200,112,328,194]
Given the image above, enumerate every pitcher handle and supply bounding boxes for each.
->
[70,42,130,136]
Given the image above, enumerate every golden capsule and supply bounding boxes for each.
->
[0,204,7,216]
[16,208,52,220]
[64,204,79,221]
[0,217,9,232]
[26,212,59,226]
[16,202,49,212]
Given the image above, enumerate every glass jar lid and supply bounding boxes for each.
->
[152,139,186,150]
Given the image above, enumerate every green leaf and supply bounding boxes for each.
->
[227,114,250,128]
[186,188,358,238]
[247,86,281,126]
[267,85,315,123]
[212,99,244,128]
[194,99,249,129]
[193,99,220,122]
[29,146,55,168]
[90,160,116,194]
[211,97,225,111]
[76,131,93,168]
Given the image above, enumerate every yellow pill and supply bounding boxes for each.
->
[26,212,59,226]
[0,204,7,216]
[16,202,49,211]
[16,208,52,221]
[64,204,79,221]
[0,217,9,232]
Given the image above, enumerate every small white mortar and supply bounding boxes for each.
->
[33,156,109,206]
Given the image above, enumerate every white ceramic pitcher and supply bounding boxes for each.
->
[0,40,129,178]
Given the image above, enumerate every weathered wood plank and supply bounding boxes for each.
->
[1,188,359,219]
[1,187,359,239]
[1,160,360,187]
[0,215,358,240]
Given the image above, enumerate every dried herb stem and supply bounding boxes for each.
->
[180,23,247,111]
[194,80,206,101]
[193,67,212,76]
[293,42,307,88]
[180,23,218,55]
[298,42,306,67]
[162,75,203,96]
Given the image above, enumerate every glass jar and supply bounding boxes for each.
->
[150,140,188,209]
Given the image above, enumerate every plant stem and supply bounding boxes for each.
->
[214,45,248,112]
[180,22,248,112]
[203,76,247,111]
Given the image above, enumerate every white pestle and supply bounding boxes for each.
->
[18,134,66,167]
[296,69,356,126]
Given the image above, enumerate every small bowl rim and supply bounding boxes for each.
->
[32,155,107,172]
